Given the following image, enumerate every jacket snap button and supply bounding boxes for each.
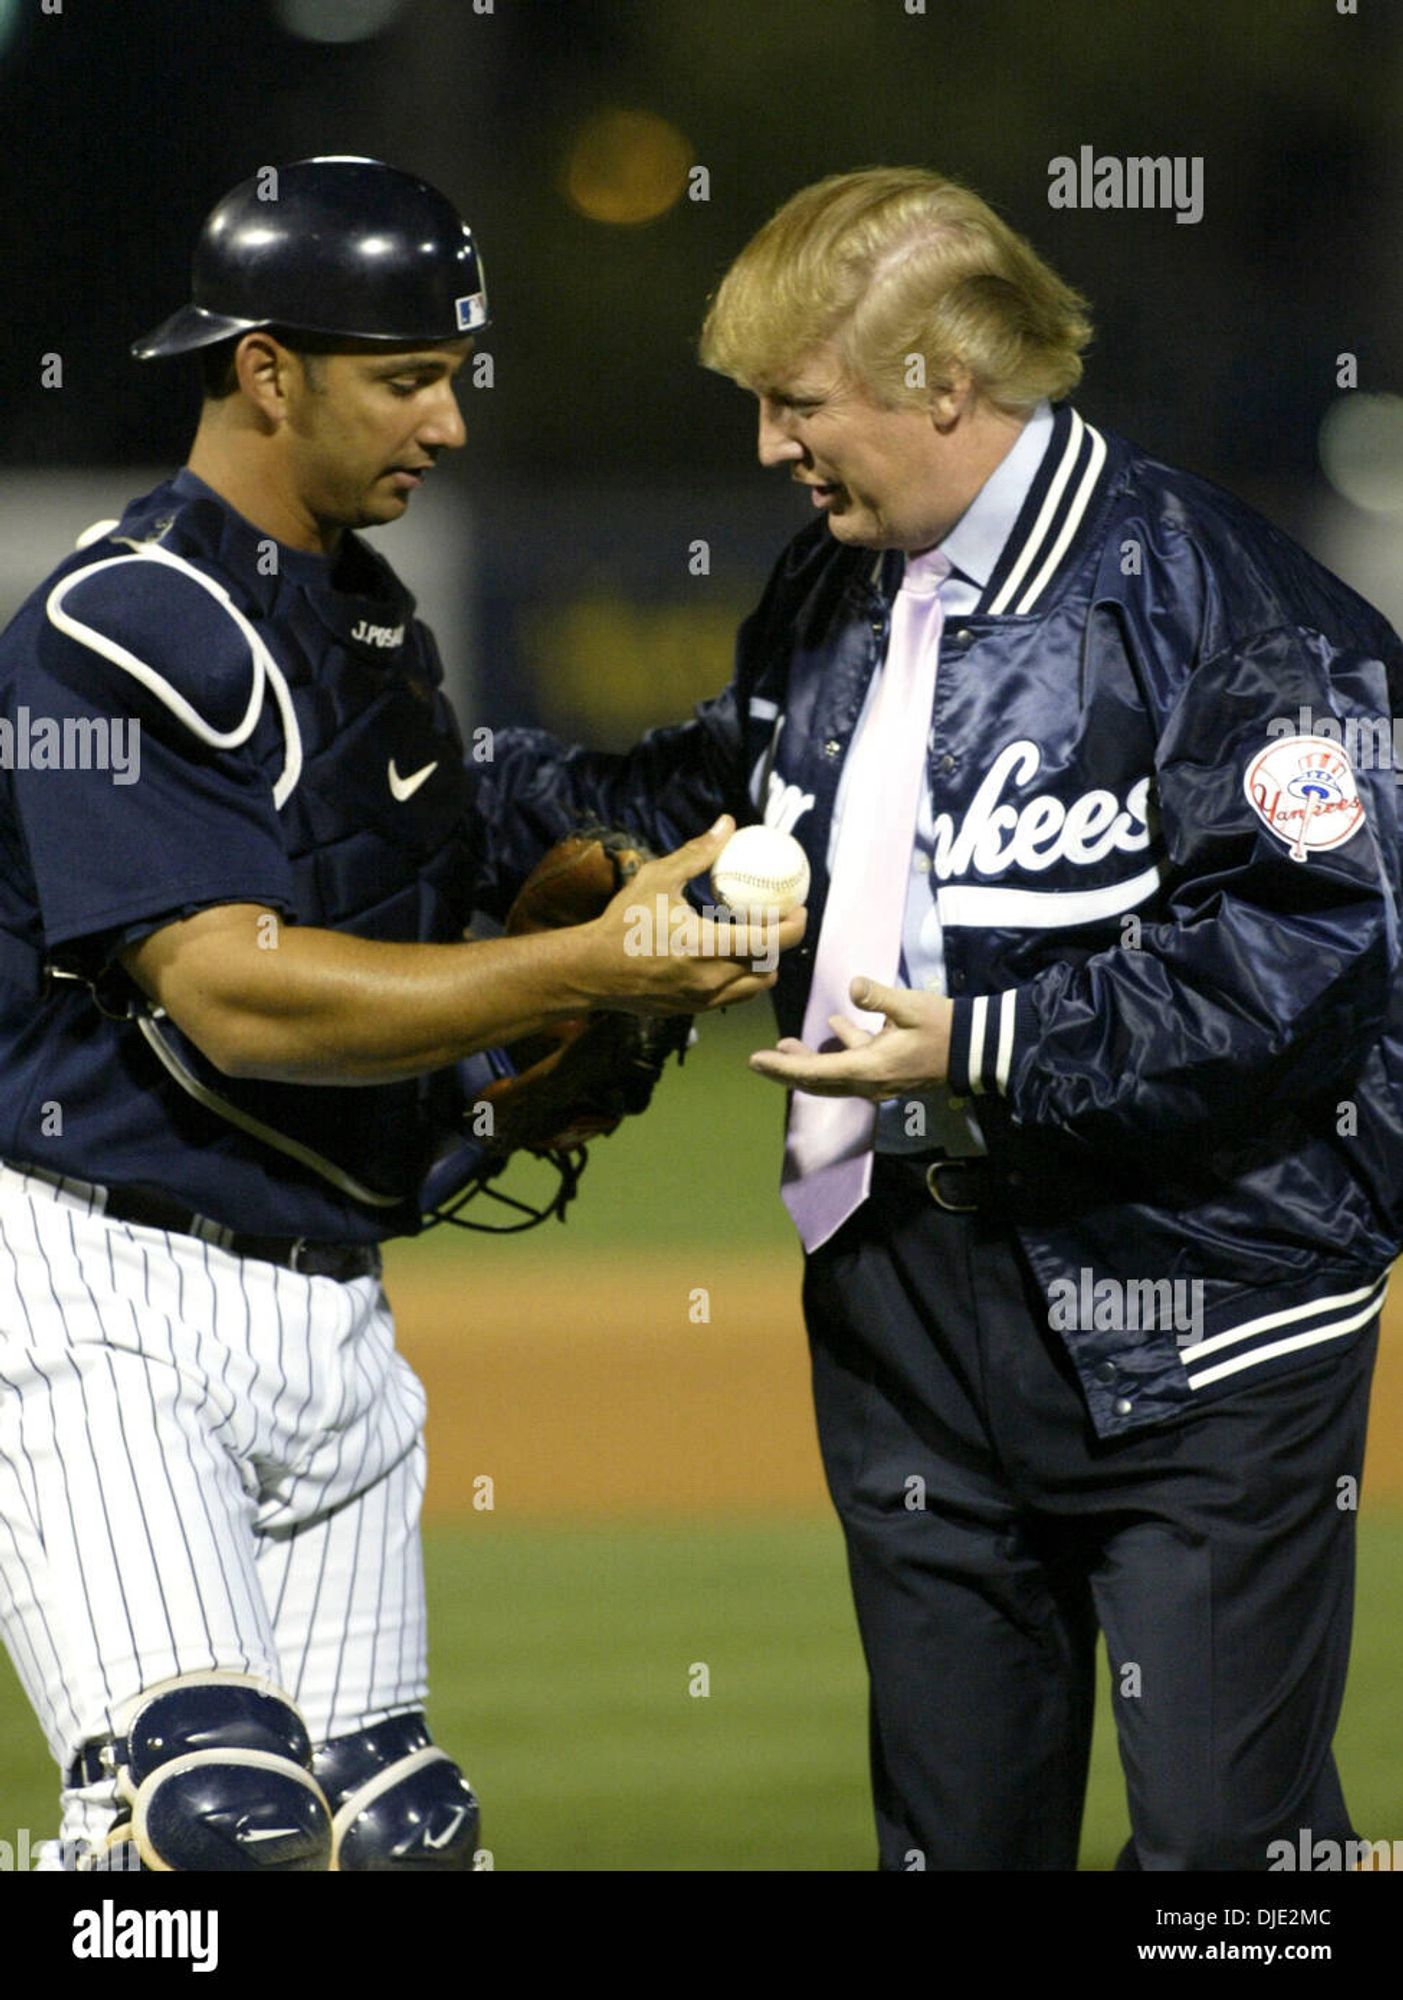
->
[823,739,841,758]
[1095,1362,1117,1385]
[1114,1397,1134,1417]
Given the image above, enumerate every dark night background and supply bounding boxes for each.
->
[1,0,1399,736]
[3,1,1403,1897]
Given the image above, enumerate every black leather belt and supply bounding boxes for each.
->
[877,1151,999,1214]
[12,1164,381,1281]
[923,1156,994,1213]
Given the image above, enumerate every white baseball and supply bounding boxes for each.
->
[710,826,811,916]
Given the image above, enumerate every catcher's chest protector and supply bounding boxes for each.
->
[265,577,475,944]
[69,482,477,1211]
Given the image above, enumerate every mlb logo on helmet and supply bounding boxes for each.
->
[456,250,488,333]
[1244,733,1366,863]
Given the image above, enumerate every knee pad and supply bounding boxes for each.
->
[313,1713,479,1871]
[114,1672,333,1872]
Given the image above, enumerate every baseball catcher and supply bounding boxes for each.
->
[0,155,802,1876]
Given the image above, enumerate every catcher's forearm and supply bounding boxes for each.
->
[121,902,626,1085]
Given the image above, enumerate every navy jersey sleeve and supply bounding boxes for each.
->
[454,545,823,923]
[8,554,296,974]
[462,688,749,924]
[947,623,1403,1143]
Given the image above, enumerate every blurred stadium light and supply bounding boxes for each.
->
[274,0,409,43]
[1311,396,1403,634]
[562,108,692,225]
[1319,394,1403,516]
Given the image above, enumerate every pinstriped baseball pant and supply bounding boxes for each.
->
[0,1165,430,1849]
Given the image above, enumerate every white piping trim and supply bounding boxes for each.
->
[1015,425,1108,613]
[966,995,988,1094]
[1178,1277,1387,1364]
[46,544,304,810]
[986,411,1086,615]
[136,1013,404,1209]
[132,1749,328,1872]
[1186,1291,1384,1390]
[937,863,1163,930]
[993,989,1017,1092]
[330,1746,450,1866]
[75,517,121,550]
[747,696,780,720]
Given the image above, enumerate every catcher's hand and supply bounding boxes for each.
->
[584,814,806,1017]
[476,824,695,1160]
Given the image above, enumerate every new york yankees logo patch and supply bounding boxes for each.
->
[1244,734,1366,863]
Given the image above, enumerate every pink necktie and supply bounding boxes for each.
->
[781,551,950,1252]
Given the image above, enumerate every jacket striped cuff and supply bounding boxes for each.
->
[948,989,1023,1098]
[1178,1275,1387,1391]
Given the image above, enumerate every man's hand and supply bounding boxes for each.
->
[584,815,808,1017]
[118,818,807,1087]
[749,977,953,1098]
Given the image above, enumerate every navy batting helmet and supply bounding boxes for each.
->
[132,155,489,361]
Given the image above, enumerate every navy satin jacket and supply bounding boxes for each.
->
[474,405,1403,1437]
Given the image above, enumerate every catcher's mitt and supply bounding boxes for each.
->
[422,824,693,1231]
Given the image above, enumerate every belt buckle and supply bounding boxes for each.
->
[925,1159,980,1214]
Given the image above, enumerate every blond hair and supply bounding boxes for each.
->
[699,167,1092,412]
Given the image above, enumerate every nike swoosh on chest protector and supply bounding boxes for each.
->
[388,758,439,801]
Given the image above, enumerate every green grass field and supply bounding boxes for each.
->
[4,1513,1403,1869]
[4,1011,1402,1868]
[403,1006,797,1267]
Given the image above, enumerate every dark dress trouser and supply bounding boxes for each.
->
[803,1154,1377,1871]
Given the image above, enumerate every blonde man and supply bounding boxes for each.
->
[528,167,1403,1870]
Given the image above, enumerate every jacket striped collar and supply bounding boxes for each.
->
[979,403,1110,614]
[867,403,1113,618]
